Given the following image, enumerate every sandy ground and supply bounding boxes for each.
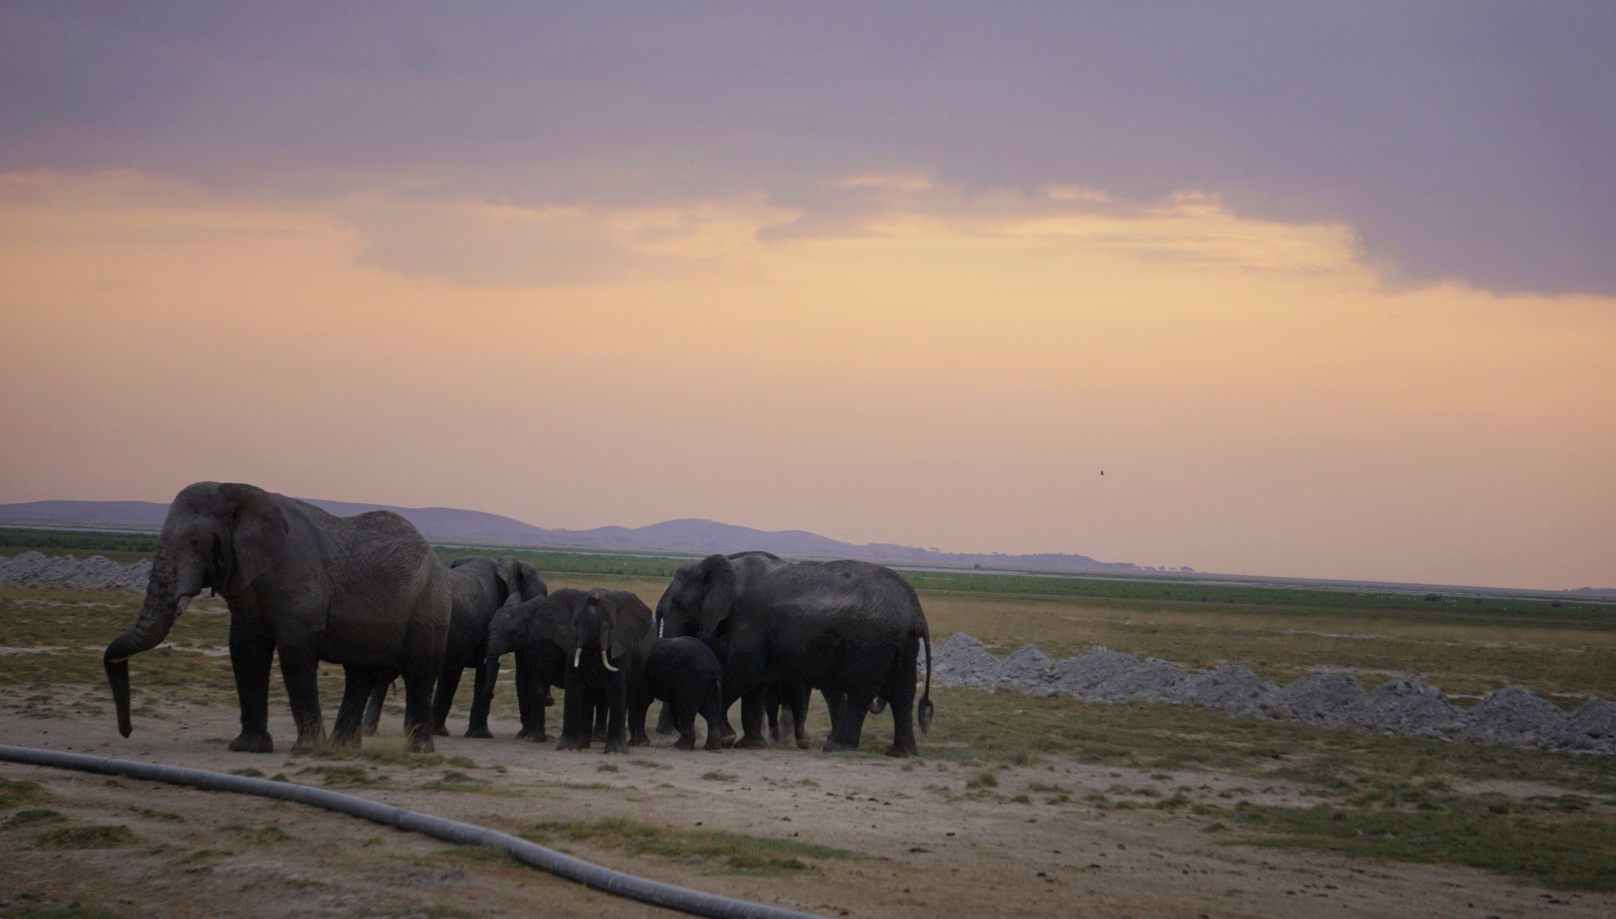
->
[2,689,1609,919]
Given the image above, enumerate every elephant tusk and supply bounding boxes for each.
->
[107,656,129,664]
[600,649,619,673]
[573,648,582,669]
[174,595,192,616]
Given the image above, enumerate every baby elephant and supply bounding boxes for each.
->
[633,637,725,751]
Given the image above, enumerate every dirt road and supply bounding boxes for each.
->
[1,689,1606,919]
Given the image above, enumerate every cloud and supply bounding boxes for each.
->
[0,3,1612,294]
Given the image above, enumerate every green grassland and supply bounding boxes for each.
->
[4,537,1616,889]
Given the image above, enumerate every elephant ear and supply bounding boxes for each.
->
[504,558,547,601]
[609,592,653,661]
[220,483,286,588]
[695,554,736,642]
[494,556,521,604]
[532,593,578,651]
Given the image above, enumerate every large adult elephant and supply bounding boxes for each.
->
[361,555,547,738]
[655,553,934,756]
[102,482,452,753]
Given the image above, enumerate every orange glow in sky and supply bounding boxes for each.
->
[3,170,1611,588]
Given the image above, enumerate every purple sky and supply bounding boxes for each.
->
[5,2,1613,295]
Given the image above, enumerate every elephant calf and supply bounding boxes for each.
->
[633,637,725,752]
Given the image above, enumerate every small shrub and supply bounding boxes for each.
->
[35,824,137,849]
[965,770,999,790]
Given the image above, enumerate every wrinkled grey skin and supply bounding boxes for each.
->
[559,588,655,753]
[632,636,726,751]
[361,555,547,738]
[103,482,452,753]
[655,553,933,757]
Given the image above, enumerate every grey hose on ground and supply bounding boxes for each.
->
[0,744,824,919]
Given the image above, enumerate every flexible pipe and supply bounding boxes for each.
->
[0,744,824,919]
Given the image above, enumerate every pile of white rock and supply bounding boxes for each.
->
[0,551,152,591]
[931,632,1616,756]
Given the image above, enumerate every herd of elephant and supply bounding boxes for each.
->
[102,482,935,758]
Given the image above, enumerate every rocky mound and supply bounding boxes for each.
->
[1558,698,1616,754]
[0,551,151,590]
[931,631,1607,756]
[1270,672,1366,727]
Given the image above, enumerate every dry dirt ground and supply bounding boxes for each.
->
[2,690,1610,919]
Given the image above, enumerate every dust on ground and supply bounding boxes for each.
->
[3,692,1612,919]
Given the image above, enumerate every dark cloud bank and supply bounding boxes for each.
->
[2,2,1613,295]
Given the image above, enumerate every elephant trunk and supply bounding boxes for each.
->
[480,630,514,705]
[479,654,502,707]
[104,544,191,737]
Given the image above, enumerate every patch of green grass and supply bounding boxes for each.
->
[128,806,183,822]
[223,823,292,844]
[33,824,137,850]
[421,770,496,792]
[701,770,736,783]
[0,776,46,809]
[229,768,266,778]
[301,746,448,768]
[433,547,689,579]
[293,764,387,788]
[1234,803,1616,891]
[433,844,521,866]
[4,808,66,830]
[0,892,129,919]
[173,848,227,865]
[0,527,158,562]
[526,817,856,875]
[923,686,1616,797]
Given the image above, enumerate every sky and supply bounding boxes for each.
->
[2,3,1613,589]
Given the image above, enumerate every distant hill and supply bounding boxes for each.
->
[0,497,1138,573]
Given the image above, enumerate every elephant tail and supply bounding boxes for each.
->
[917,629,934,735]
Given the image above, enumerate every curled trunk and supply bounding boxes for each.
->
[104,545,187,737]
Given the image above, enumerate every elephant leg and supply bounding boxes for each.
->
[603,676,628,754]
[817,688,847,750]
[787,684,812,750]
[882,644,922,757]
[276,644,325,752]
[736,688,770,748]
[399,666,437,753]
[655,702,677,736]
[591,698,610,742]
[431,664,462,737]
[673,703,697,751]
[463,663,493,738]
[699,692,725,752]
[627,688,652,748]
[361,677,391,737]
[824,691,873,753]
[227,626,275,753]
[557,676,589,750]
[716,696,739,747]
[331,665,381,747]
[514,655,548,742]
[764,686,782,744]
